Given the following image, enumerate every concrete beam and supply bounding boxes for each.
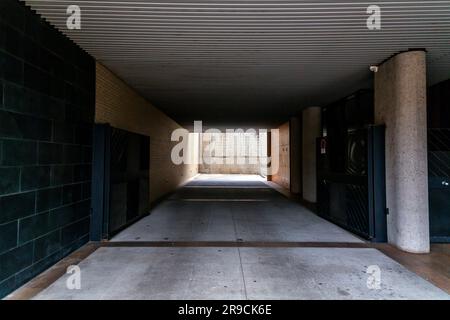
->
[302,107,321,203]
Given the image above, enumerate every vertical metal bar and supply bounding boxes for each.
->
[367,126,375,240]
[103,124,111,239]
[90,124,109,241]
[371,125,387,242]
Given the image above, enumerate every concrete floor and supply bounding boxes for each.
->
[28,175,450,299]
[113,175,362,243]
[34,247,449,300]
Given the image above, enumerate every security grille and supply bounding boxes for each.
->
[345,184,370,237]
[428,128,450,242]
[428,129,450,179]
[317,126,386,241]
[111,129,129,173]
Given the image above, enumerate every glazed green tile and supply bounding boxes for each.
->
[0,221,17,254]
[1,139,37,166]
[0,167,20,195]
[20,166,51,191]
[0,191,35,224]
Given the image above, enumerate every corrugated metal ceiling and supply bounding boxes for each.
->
[22,0,450,126]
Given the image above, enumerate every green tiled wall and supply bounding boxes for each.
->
[0,0,95,298]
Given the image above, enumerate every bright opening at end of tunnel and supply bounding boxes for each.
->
[170,121,280,177]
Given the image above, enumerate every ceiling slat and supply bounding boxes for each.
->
[22,0,450,126]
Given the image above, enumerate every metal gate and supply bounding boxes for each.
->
[428,128,450,242]
[317,126,387,242]
[91,124,150,240]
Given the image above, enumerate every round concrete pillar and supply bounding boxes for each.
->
[375,50,430,253]
[302,107,321,203]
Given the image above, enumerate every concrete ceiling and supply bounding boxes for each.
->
[23,0,450,127]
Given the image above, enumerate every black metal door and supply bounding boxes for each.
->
[316,126,386,242]
[428,129,450,242]
[91,124,150,240]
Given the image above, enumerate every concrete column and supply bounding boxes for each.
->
[290,117,302,194]
[266,131,272,181]
[302,107,321,203]
[374,50,429,253]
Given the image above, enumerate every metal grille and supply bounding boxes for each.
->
[317,181,370,239]
[428,128,450,242]
[316,126,386,241]
[107,127,150,236]
[111,129,129,172]
[428,129,450,179]
[346,129,368,176]
[345,184,369,237]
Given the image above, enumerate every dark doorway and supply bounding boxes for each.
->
[91,124,150,240]
[316,90,387,242]
[428,79,450,243]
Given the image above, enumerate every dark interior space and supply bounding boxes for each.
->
[91,124,150,240]
[427,79,450,242]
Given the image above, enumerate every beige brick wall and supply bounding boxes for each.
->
[95,62,198,203]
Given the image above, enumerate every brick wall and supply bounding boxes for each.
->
[96,63,198,203]
[0,0,95,297]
